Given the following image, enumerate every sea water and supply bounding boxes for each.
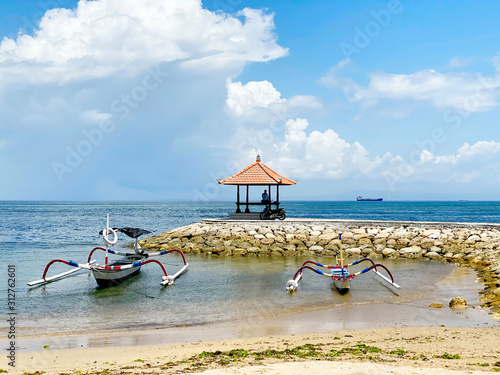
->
[1,201,499,336]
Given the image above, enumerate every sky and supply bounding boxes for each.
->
[1,0,500,201]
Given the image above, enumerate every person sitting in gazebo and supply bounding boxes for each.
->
[261,189,270,204]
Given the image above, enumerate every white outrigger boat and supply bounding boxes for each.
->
[28,215,189,288]
[286,235,400,294]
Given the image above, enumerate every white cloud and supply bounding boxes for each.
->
[229,111,500,190]
[81,109,112,124]
[382,140,500,187]
[229,118,392,180]
[317,58,351,89]
[226,80,322,120]
[447,57,473,68]
[226,80,285,116]
[457,140,500,158]
[0,0,288,86]
[320,59,500,113]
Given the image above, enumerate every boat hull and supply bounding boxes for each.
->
[92,267,141,287]
[333,278,351,294]
[92,256,144,287]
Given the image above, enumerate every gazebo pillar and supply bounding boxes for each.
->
[245,185,250,213]
[236,185,241,213]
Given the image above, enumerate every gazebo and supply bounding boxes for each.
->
[218,155,296,215]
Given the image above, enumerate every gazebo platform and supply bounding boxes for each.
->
[228,212,262,220]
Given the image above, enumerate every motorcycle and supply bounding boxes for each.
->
[260,205,286,220]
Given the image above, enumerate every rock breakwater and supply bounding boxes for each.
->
[139,218,500,319]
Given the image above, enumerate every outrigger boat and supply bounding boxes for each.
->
[28,215,189,288]
[286,235,400,294]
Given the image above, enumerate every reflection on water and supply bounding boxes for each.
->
[20,255,458,336]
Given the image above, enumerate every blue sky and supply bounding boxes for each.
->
[1,0,500,201]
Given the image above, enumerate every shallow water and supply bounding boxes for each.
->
[1,201,498,338]
[18,253,458,336]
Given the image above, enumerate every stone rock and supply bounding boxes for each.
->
[346,247,361,256]
[290,239,305,247]
[319,232,337,240]
[340,231,354,238]
[423,229,440,239]
[309,245,324,252]
[360,246,372,256]
[400,246,422,255]
[232,248,248,256]
[430,246,443,254]
[386,239,397,248]
[274,235,286,243]
[352,228,366,235]
[296,246,308,253]
[294,229,309,236]
[424,251,442,260]
[168,238,182,248]
[382,248,398,257]
[260,238,275,245]
[466,234,481,243]
[258,227,272,235]
[449,296,467,309]
[429,303,444,308]
[254,234,265,240]
[419,238,436,249]
[358,237,372,246]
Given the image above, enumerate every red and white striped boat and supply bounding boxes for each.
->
[28,215,188,288]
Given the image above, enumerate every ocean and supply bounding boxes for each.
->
[1,200,499,337]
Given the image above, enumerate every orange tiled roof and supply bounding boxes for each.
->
[218,157,296,185]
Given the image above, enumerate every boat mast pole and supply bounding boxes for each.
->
[339,234,344,269]
[105,213,110,265]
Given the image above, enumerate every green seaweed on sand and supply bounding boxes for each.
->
[390,349,406,355]
[434,353,461,359]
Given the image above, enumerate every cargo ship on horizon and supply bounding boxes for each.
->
[356,196,383,201]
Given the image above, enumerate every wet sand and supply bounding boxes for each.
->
[7,327,500,374]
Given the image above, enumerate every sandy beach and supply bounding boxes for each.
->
[5,295,500,373]
[4,263,500,374]
[6,326,500,374]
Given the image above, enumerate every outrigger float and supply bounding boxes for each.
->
[28,215,189,288]
[286,235,400,294]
